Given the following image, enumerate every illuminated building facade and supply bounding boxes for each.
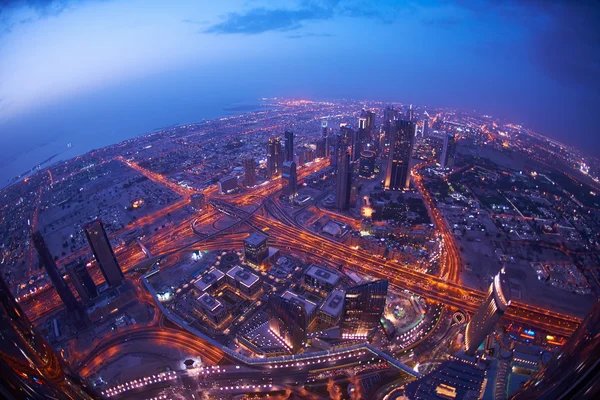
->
[267,294,308,354]
[197,292,228,326]
[384,118,415,191]
[0,276,98,399]
[226,266,261,297]
[243,158,256,187]
[465,268,511,356]
[66,260,97,303]
[284,130,294,162]
[218,175,238,194]
[303,264,340,295]
[340,280,388,339]
[84,219,124,288]
[335,148,352,211]
[243,232,269,266]
[359,150,376,178]
[266,137,283,178]
[281,161,297,198]
[441,133,456,170]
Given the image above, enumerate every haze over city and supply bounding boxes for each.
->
[0,1,599,400]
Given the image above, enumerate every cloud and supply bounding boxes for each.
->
[203,4,336,35]
[286,32,333,39]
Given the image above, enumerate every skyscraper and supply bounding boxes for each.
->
[359,150,376,178]
[335,148,352,211]
[282,161,297,198]
[440,133,456,170]
[510,299,600,400]
[66,260,97,303]
[284,130,294,162]
[384,119,415,190]
[32,231,80,313]
[340,280,388,339]
[322,120,328,138]
[0,276,98,399]
[243,158,256,187]
[464,268,511,356]
[267,294,308,354]
[266,137,283,179]
[243,232,269,266]
[423,118,430,137]
[83,220,124,288]
[366,110,376,142]
[315,138,326,159]
[406,104,414,121]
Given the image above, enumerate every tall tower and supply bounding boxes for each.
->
[464,268,511,356]
[32,231,80,313]
[510,299,600,400]
[66,261,97,304]
[266,137,283,179]
[243,158,256,187]
[322,120,328,138]
[282,161,297,198]
[83,220,124,288]
[423,118,430,138]
[366,110,376,142]
[406,104,414,121]
[440,133,456,170]
[284,131,294,163]
[335,149,351,211]
[340,280,388,340]
[0,276,99,399]
[383,105,399,151]
[384,119,415,190]
[267,294,308,354]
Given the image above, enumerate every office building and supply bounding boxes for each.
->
[226,266,261,297]
[440,133,456,170]
[359,150,376,178]
[284,130,294,162]
[218,175,238,194]
[282,161,297,198]
[510,299,600,400]
[194,268,225,294]
[267,294,308,354]
[66,260,97,303]
[464,268,511,356]
[318,289,345,325]
[83,220,124,288]
[303,264,340,294]
[383,105,399,148]
[243,158,256,187]
[340,280,388,339]
[366,110,376,140]
[322,120,328,138]
[384,119,415,190]
[0,276,98,399]
[197,293,229,326]
[406,104,414,121]
[190,193,206,211]
[281,290,318,322]
[335,148,352,211]
[32,231,80,313]
[297,147,313,166]
[266,137,283,178]
[423,118,430,137]
[243,232,269,266]
[315,138,326,159]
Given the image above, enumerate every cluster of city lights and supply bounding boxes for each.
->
[101,371,177,397]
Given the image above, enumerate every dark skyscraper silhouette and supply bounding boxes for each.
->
[335,148,352,211]
[267,294,308,354]
[266,137,282,179]
[359,150,376,178]
[465,268,511,356]
[282,160,297,198]
[384,118,415,190]
[340,280,388,340]
[84,220,124,288]
[440,133,456,170]
[0,276,98,399]
[511,299,600,400]
[66,260,98,303]
[284,130,294,162]
[243,157,256,187]
[32,231,80,313]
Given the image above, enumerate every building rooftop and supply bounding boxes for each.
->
[194,268,225,292]
[226,265,260,288]
[282,290,318,317]
[197,292,224,314]
[305,264,340,286]
[319,289,345,318]
[244,232,268,247]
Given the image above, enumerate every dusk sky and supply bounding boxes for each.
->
[0,0,598,178]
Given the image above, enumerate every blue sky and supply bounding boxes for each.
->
[0,0,598,161]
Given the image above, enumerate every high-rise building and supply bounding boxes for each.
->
[384,119,415,191]
[32,231,80,313]
[510,299,600,400]
[322,120,328,138]
[266,137,283,179]
[267,294,308,354]
[440,133,456,170]
[83,220,124,288]
[423,118,430,137]
[284,131,294,162]
[383,105,399,140]
[359,111,368,152]
[315,138,326,159]
[335,148,352,211]
[282,161,297,198]
[464,268,511,356]
[218,176,238,194]
[190,193,206,211]
[0,276,98,399]
[243,158,256,187]
[243,232,269,266]
[340,280,388,340]
[66,260,97,303]
[406,104,414,121]
[359,150,376,178]
[366,110,376,142]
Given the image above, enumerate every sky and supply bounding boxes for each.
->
[0,0,599,179]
